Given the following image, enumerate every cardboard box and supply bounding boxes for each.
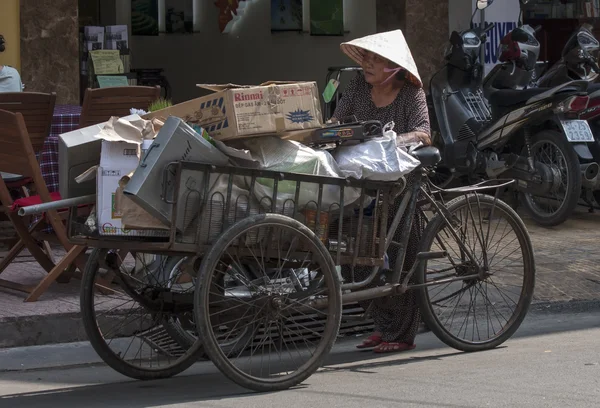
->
[143,81,323,141]
[59,114,146,200]
[96,140,142,236]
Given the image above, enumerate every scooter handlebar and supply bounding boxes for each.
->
[483,23,495,36]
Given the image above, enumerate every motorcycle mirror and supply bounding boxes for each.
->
[476,0,494,10]
[450,31,464,47]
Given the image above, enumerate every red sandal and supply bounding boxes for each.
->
[373,342,416,354]
[356,335,382,349]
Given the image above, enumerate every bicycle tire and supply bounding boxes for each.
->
[195,214,342,392]
[80,249,205,380]
[415,194,535,352]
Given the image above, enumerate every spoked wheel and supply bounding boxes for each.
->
[161,256,257,358]
[80,249,204,380]
[195,214,342,392]
[521,130,581,227]
[416,194,535,352]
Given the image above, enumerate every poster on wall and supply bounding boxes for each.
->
[472,0,520,75]
[310,0,344,36]
[271,0,303,32]
[166,0,193,33]
[131,0,159,36]
[215,0,240,33]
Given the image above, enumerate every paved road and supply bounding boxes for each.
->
[0,306,598,408]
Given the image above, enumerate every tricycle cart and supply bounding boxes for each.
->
[38,145,535,392]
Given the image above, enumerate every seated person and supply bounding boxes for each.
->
[333,30,431,353]
[0,35,24,93]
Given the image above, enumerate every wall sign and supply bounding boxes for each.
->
[131,0,159,36]
[271,0,303,32]
[310,0,344,36]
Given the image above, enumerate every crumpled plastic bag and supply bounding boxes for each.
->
[333,122,420,181]
[215,136,361,211]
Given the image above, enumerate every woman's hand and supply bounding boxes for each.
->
[397,131,431,146]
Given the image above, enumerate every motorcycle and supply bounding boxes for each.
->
[429,0,592,227]
[532,24,600,209]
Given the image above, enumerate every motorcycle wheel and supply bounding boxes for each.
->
[520,130,582,227]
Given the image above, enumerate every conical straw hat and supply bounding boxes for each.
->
[340,30,422,88]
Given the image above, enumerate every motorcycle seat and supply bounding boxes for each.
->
[488,87,552,108]
[411,146,442,167]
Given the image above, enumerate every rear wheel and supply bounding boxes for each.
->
[80,249,204,380]
[520,130,581,226]
[195,214,342,392]
[416,194,535,352]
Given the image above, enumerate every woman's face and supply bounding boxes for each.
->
[361,51,397,85]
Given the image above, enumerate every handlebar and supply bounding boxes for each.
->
[534,25,543,34]
[483,23,495,36]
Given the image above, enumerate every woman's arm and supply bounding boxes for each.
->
[397,130,431,146]
[398,87,431,146]
[330,75,361,123]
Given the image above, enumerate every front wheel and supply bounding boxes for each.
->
[416,194,535,352]
[195,214,342,392]
[520,130,581,227]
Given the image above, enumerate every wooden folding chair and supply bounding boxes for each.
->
[0,109,87,302]
[79,86,161,128]
[0,92,57,255]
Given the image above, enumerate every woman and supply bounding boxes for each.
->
[333,30,431,354]
[0,35,24,93]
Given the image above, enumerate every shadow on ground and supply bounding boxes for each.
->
[0,302,598,407]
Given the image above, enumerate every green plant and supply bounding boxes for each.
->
[148,97,173,112]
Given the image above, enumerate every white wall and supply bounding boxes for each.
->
[116,0,376,103]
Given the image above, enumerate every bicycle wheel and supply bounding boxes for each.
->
[416,193,535,352]
[80,249,204,380]
[161,256,256,357]
[195,214,342,392]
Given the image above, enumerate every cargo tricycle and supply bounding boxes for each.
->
[45,134,535,393]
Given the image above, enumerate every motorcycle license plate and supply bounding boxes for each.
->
[560,120,595,143]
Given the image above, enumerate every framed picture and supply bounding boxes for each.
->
[131,0,159,36]
[166,0,193,33]
[271,0,303,32]
[310,0,344,36]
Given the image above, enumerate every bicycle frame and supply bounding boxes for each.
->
[310,169,516,309]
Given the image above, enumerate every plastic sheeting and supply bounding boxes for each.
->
[216,136,362,211]
[333,122,421,181]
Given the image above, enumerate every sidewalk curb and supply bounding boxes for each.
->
[0,312,86,349]
[1,299,600,350]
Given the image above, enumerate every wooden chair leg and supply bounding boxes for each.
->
[25,245,86,302]
[0,278,36,294]
[0,238,25,274]
[56,263,77,284]
[43,241,55,264]
[8,213,55,273]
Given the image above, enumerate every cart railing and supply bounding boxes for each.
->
[63,160,407,269]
